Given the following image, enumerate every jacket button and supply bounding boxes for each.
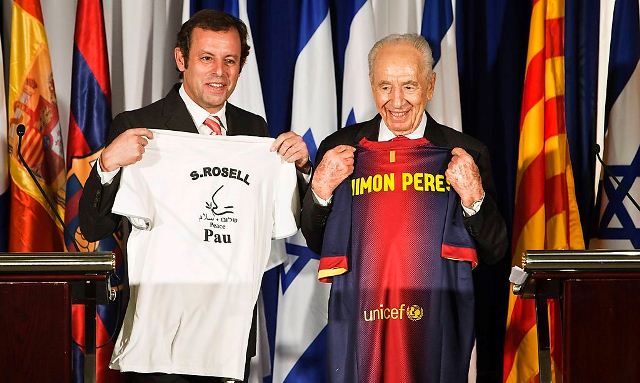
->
[93,190,102,208]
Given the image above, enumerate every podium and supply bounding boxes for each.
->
[0,252,115,383]
[514,249,640,383]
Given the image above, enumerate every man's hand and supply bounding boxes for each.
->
[311,145,356,200]
[445,147,484,207]
[100,128,154,172]
[271,131,311,173]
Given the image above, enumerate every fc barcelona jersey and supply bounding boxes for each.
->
[319,137,477,383]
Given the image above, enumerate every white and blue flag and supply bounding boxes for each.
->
[421,0,462,131]
[591,0,640,250]
[339,0,377,127]
[274,0,335,382]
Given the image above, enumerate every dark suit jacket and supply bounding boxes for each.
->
[301,113,508,265]
[79,83,269,241]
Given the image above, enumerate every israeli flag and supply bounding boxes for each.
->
[421,0,462,131]
[274,0,335,381]
[226,0,266,119]
[340,0,377,126]
[591,0,640,250]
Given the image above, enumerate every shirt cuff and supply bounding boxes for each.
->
[461,192,485,217]
[312,188,332,207]
[298,167,312,184]
[96,157,121,185]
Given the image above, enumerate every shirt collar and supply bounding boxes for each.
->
[179,84,228,130]
[377,112,427,141]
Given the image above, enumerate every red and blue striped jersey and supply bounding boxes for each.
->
[319,137,477,383]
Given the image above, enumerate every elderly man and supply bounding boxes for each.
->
[301,34,507,382]
[80,9,309,383]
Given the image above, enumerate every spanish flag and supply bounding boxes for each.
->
[503,0,585,382]
[7,0,65,252]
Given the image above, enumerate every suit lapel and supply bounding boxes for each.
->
[225,104,239,136]
[355,115,381,144]
[423,112,447,146]
[161,84,199,134]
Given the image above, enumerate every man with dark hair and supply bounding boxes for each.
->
[80,9,309,383]
[176,10,251,70]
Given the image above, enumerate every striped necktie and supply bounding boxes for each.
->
[203,115,224,135]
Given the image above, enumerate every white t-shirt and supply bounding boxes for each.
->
[109,129,299,379]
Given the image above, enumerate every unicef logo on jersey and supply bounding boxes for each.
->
[406,305,424,321]
[362,303,424,322]
[198,184,237,243]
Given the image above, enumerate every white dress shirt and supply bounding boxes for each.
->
[97,84,228,185]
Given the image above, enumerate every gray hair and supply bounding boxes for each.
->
[368,34,434,81]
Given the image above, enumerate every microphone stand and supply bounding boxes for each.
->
[16,124,81,251]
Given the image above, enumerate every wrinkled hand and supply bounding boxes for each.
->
[445,147,484,207]
[271,131,311,173]
[100,128,154,172]
[311,145,356,200]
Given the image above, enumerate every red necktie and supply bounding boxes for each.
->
[203,115,223,135]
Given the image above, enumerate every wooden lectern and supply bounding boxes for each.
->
[513,249,640,383]
[0,252,115,383]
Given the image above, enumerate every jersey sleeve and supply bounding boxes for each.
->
[112,165,155,230]
[272,160,299,240]
[318,179,352,283]
[441,193,478,267]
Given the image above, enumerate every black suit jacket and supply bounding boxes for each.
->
[79,84,269,241]
[301,113,508,265]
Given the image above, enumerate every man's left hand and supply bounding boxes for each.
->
[445,147,484,208]
[272,131,311,173]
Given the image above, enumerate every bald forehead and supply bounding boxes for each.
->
[376,41,421,60]
[372,43,427,79]
[369,40,431,83]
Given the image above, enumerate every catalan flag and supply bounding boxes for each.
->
[503,0,585,382]
[65,1,124,382]
[8,0,65,252]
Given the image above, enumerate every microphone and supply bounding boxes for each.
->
[17,125,121,322]
[16,124,82,251]
[594,143,640,213]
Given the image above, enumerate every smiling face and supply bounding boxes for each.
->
[371,42,435,136]
[175,27,242,113]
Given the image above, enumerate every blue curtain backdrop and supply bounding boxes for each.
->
[565,0,599,242]
[456,1,530,381]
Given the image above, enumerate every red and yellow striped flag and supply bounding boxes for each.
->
[503,0,585,382]
[7,0,65,251]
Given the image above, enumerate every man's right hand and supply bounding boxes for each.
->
[100,128,154,172]
[311,145,356,201]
